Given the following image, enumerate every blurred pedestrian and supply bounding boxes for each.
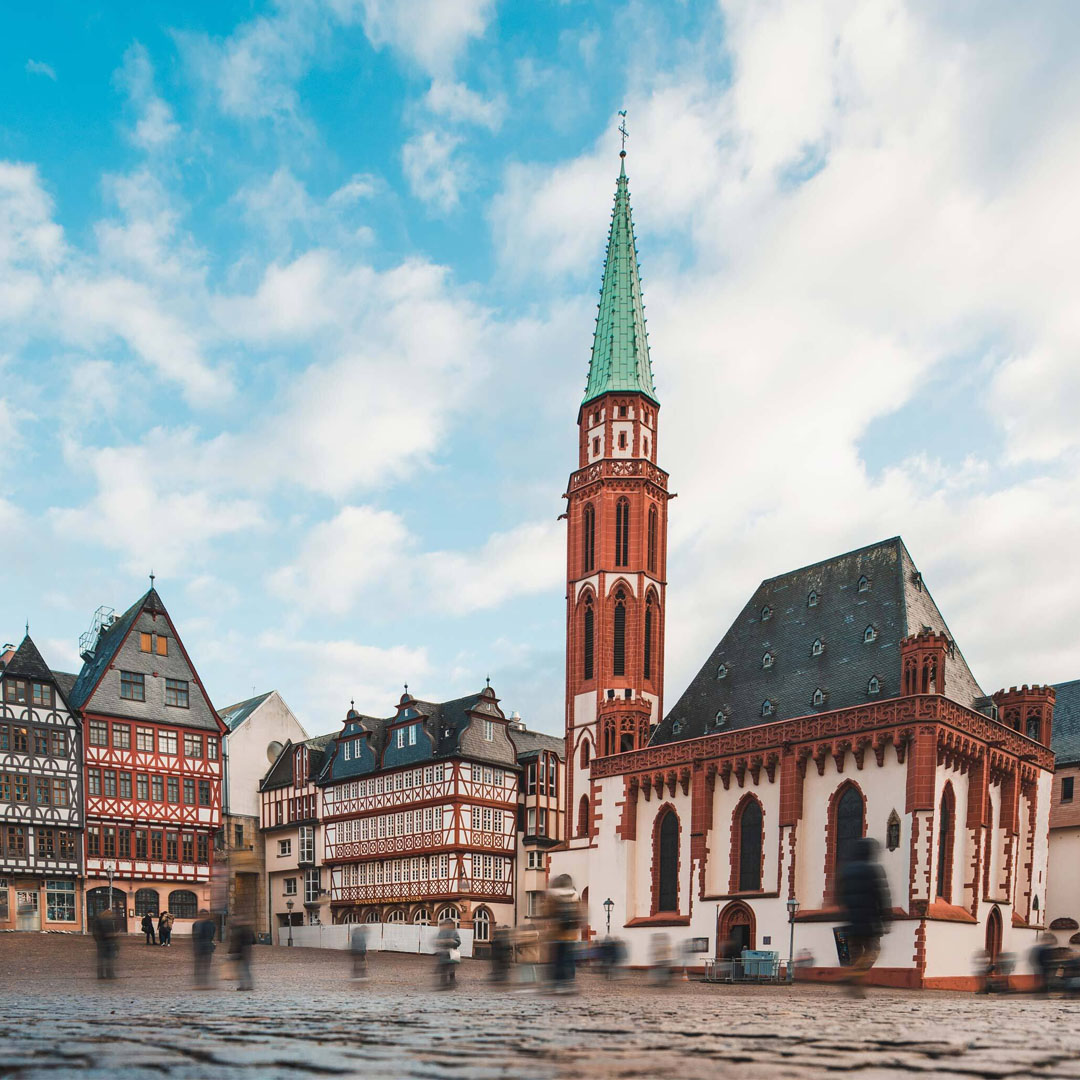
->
[490,925,513,982]
[434,918,461,990]
[228,921,255,991]
[544,874,582,994]
[141,912,157,945]
[92,908,119,980]
[648,933,673,986]
[1031,933,1059,997]
[838,837,891,997]
[192,909,217,988]
[158,911,173,947]
[973,948,992,994]
[350,924,369,982]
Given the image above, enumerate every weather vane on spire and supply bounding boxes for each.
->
[618,109,629,153]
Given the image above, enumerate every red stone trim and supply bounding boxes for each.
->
[717,899,756,951]
[925,900,977,923]
[625,914,690,927]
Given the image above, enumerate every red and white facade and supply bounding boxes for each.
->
[72,589,224,933]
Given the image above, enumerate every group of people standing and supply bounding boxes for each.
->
[140,911,174,946]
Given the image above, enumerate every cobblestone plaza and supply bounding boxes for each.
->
[3,937,1080,1079]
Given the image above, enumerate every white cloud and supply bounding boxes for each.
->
[424,79,505,131]
[270,506,412,613]
[353,0,495,76]
[402,130,466,212]
[118,44,180,149]
[259,630,430,724]
[25,60,56,81]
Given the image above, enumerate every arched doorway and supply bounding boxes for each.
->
[87,886,127,926]
[985,905,1003,963]
[717,901,755,958]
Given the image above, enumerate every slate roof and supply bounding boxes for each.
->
[68,590,154,709]
[219,691,274,732]
[1051,680,1080,766]
[2,635,54,682]
[260,734,335,791]
[510,728,565,761]
[582,153,658,408]
[654,537,985,745]
[52,671,78,702]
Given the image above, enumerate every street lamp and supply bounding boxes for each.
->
[105,862,115,924]
[603,897,614,937]
[286,899,294,947]
[786,896,800,983]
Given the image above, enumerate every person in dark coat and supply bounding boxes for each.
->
[158,911,172,946]
[838,837,891,997]
[350,924,369,982]
[141,913,157,945]
[434,918,461,989]
[228,921,255,991]
[92,908,119,980]
[191,910,217,988]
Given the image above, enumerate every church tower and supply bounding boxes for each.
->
[564,148,670,848]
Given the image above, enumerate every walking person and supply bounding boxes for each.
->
[544,874,582,994]
[838,837,892,997]
[228,921,255,991]
[141,912,157,946]
[92,907,119,980]
[192,909,217,988]
[158,911,172,947]
[350,924,369,982]
[434,917,461,990]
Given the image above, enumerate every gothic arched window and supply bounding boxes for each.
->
[580,739,591,769]
[612,589,627,676]
[643,593,655,680]
[736,798,763,892]
[833,785,865,883]
[582,503,595,573]
[647,505,658,573]
[615,498,630,567]
[577,794,590,838]
[583,596,595,682]
[937,785,955,902]
[656,809,679,913]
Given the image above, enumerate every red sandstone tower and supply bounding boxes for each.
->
[563,150,671,849]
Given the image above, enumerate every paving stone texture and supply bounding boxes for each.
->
[2,936,1080,1079]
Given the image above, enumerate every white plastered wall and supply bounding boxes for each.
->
[225,692,308,818]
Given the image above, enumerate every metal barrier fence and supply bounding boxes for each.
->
[703,952,783,983]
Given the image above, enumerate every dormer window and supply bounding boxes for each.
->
[858,575,870,593]
[396,728,405,749]
[761,605,772,621]
[808,590,819,607]
[867,676,880,695]
[812,638,824,657]
[762,652,774,669]
[484,719,495,741]
[714,710,725,727]
[717,664,728,679]
[863,625,877,644]
[761,700,774,717]
[672,718,683,735]
[812,688,824,706]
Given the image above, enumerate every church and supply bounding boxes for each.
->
[550,149,1056,990]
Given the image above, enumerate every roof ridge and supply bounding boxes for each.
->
[760,536,903,585]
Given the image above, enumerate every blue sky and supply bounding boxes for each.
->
[3,1,1079,738]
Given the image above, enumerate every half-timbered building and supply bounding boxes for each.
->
[0,636,83,930]
[551,148,1057,989]
[69,587,225,933]
[259,733,331,941]
[319,686,522,944]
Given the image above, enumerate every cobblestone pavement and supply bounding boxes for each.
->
[3,936,1080,1079]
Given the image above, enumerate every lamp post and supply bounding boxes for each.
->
[603,897,614,937]
[105,862,115,923]
[286,899,294,947]
[786,896,800,983]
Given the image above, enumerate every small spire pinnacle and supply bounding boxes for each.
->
[404,682,409,695]
[485,674,491,688]
[350,698,355,710]
[149,570,155,589]
[25,618,29,636]
[618,109,629,154]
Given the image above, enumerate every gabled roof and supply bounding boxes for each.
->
[582,153,658,409]
[654,537,985,746]
[68,590,153,709]
[261,733,336,791]
[52,671,78,702]
[1052,680,1080,766]
[510,728,565,761]
[2,635,54,683]
[219,691,274,732]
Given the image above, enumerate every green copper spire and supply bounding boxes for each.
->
[582,152,658,407]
